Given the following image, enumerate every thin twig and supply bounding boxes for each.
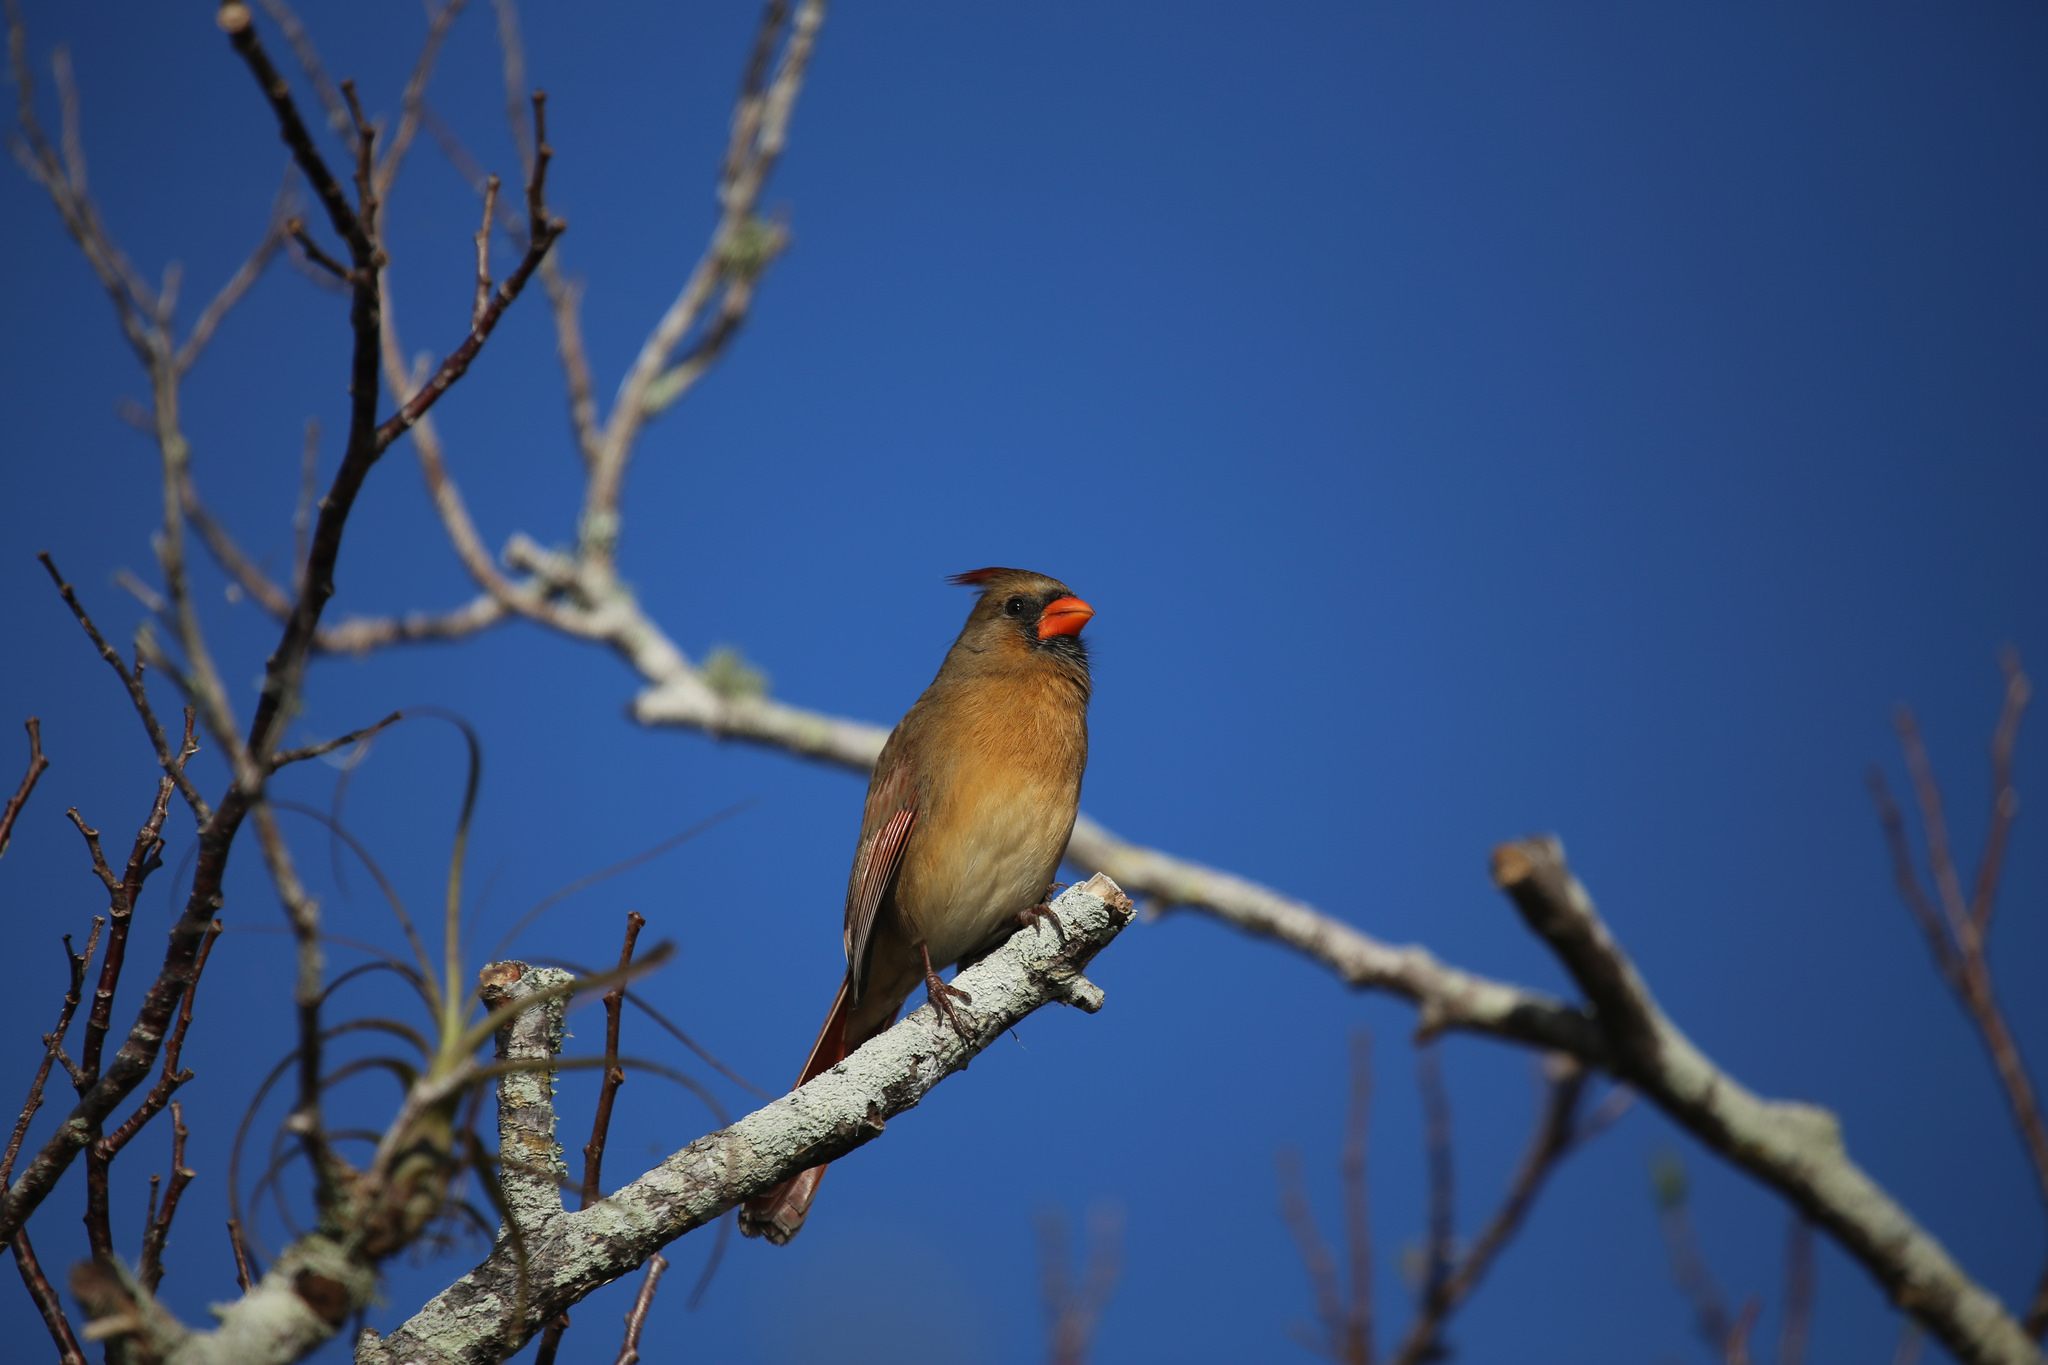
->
[1278,1041,1374,1365]
[1389,1057,1599,1365]
[95,919,221,1159]
[226,1217,256,1292]
[0,717,49,858]
[612,1254,667,1365]
[1895,708,1975,954]
[371,98,579,637]
[581,911,644,1203]
[7,2,158,355]
[2,921,103,1187]
[1871,659,2048,1334]
[535,912,646,1363]
[219,7,372,263]
[137,1100,195,1292]
[36,554,209,821]
[315,595,512,654]
[10,1227,86,1364]
[472,174,499,328]
[1868,769,1958,985]
[373,223,554,430]
[179,467,295,620]
[1279,1147,1350,1362]
[72,777,177,1262]
[581,0,820,570]
[270,711,403,770]
[252,0,349,135]
[285,215,351,281]
[373,0,471,201]
[484,0,604,466]
[174,175,293,374]
[1971,650,2028,935]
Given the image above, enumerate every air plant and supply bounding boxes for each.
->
[225,715,682,1304]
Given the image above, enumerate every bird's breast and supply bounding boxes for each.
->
[892,676,1086,966]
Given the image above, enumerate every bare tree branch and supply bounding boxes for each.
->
[13,5,2036,1362]
[1492,836,2039,1365]
[3,922,102,1189]
[1869,657,2047,1337]
[1389,1056,1607,1365]
[0,0,558,1247]
[96,876,1130,1365]
[581,0,818,571]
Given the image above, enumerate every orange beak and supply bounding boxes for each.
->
[1037,595,1094,639]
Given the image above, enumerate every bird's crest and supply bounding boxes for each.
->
[948,567,1017,587]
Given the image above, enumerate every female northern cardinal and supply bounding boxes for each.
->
[739,567,1095,1245]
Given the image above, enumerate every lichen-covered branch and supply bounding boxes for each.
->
[478,963,569,1231]
[354,875,1132,1365]
[1493,837,2041,1365]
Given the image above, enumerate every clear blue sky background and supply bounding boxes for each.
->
[3,4,2045,1362]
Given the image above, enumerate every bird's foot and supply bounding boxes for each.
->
[924,970,974,1039]
[920,942,974,1040]
[1016,898,1067,944]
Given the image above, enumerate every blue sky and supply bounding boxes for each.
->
[3,3,2045,1361]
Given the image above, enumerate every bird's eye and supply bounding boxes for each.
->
[1004,596,1028,618]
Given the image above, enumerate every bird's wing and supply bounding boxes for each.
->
[843,751,916,1002]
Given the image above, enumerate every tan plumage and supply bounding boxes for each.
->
[740,568,1094,1245]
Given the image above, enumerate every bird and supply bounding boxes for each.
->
[738,567,1095,1246]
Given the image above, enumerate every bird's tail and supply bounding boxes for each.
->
[738,980,853,1245]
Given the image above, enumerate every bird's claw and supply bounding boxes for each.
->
[1016,899,1067,944]
[924,970,974,1039]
